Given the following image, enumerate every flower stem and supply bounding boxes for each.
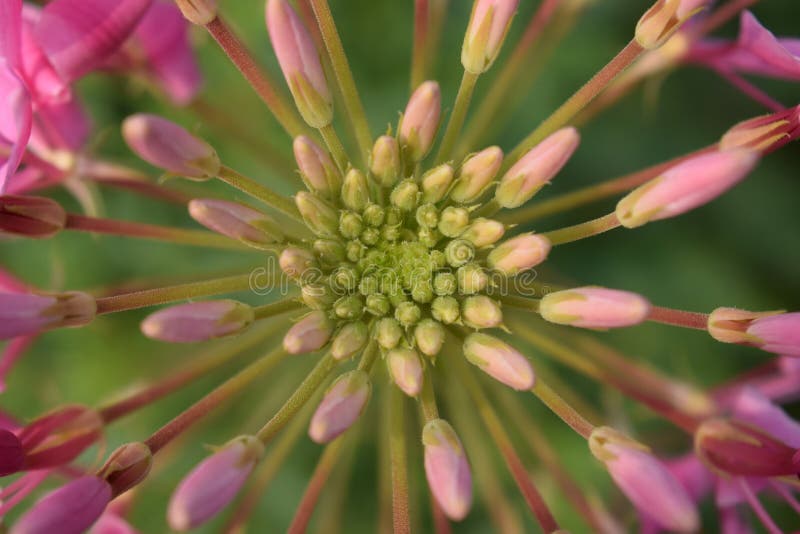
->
[144,346,290,454]
[309,0,373,165]
[357,340,379,372]
[434,71,480,165]
[505,39,644,170]
[319,124,350,173]
[696,0,762,36]
[205,17,309,138]
[79,159,192,205]
[531,380,595,439]
[647,306,708,330]
[540,212,621,245]
[390,388,411,534]
[419,368,440,422]
[216,165,304,223]
[256,353,337,443]
[411,0,430,90]
[95,274,256,314]
[500,295,541,313]
[253,299,304,320]
[64,214,249,251]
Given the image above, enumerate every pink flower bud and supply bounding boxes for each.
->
[0,195,67,238]
[283,311,333,354]
[97,442,153,497]
[370,135,402,187]
[279,247,318,280]
[293,136,341,197]
[122,114,220,179]
[589,427,699,533]
[616,149,759,228]
[423,419,473,521]
[706,306,781,345]
[141,300,254,343]
[309,370,371,443]
[461,218,505,248]
[539,286,651,329]
[746,312,800,357]
[695,418,799,477]
[461,295,503,329]
[720,105,800,154]
[168,435,263,531]
[463,333,534,390]
[636,0,709,50]
[266,0,332,128]
[188,198,283,248]
[0,428,24,476]
[0,291,96,340]
[386,347,423,397]
[17,405,103,471]
[399,81,441,161]
[461,0,519,74]
[487,233,551,275]
[11,476,112,534]
[495,127,580,208]
[451,146,503,204]
[175,0,218,25]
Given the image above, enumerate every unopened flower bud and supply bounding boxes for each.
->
[636,0,709,50]
[339,211,364,239]
[720,105,800,154]
[463,333,534,390]
[423,419,473,520]
[296,191,339,237]
[461,0,519,74]
[334,294,364,320]
[142,300,253,343]
[313,239,346,266]
[399,81,441,161]
[168,435,263,531]
[487,233,550,275]
[438,207,470,238]
[391,179,420,212]
[363,203,386,227]
[496,127,579,208]
[695,418,799,477]
[434,272,457,296]
[370,135,401,187]
[386,347,424,397]
[17,405,103,471]
[122,114,220,179]
[283,311,334,354]
[589,426,699,533]
[416,203,439,228]
[395,301,422,327]
[462,296,502,329]
[301,283,336,310]
[432,296,460,324]
[745,312,800,357]
[347,240,366,261]
[376,317,403,349]
[616,149,759,228]
[97,442,152,496]
[451,146,503,203]
[461,218,504,248]
[457,263,489,295]
[0,291,96,340]
[11,476,111,534]
[175,0,218,25]
[0,195,67,238]
[415,319,446,357]
[266,0,332,127]
[341,168,370,211]
[189,199,283,248]
[366,294,391,316]
[309,371,371,443]
[280,247,317,279]
[331,322,369,360]
[540,287,651,329]
[294,136,341,198]
[706,307,780,345]
[422,164,455,203]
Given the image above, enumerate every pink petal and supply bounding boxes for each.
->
[732,11,800,81]
[29,93,90,151]
[11,476,111,534]
[729,387,800,448]
[0,0,23,67]
[0,67,32,193]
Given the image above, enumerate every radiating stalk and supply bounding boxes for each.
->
[647,306,709,330]
[309,0,373,164]
[411,0,430,90]
[216,165,303,223]
[319,124,350,173]
[253,299,304,320]
[531,380,595,439]
[390,388,411,534]
[540,213,621,245]
[425,0,450,75]
[434,71,479,164]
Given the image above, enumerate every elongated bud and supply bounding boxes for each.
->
[296,191,339,237]
[0,291,96,340]
[386,347,424,396]
[720,105,800,154]
[189,199,283,248]
[331,322,369,360]
[706,307,781,345]
[175,0,218,25]
[399,81,441,161]
[457,263,488,295]
[422,164,455,203]
[451,146,503,204]
[341,169,370,211]
[0,195,67,238]
[17,405,103,471]
[432,296,460,324]
[168,435,263,531]
[636,0,709,50]
[695,418,799,477]
[391,180,420,212]
[371,135,401,187]
[415,319,446,357]
[461,218,504,248]
[313,239,346,266]
[745,312,800,357]
[616,149,759,228]
[141,300,253,343]
[294,136,341,197]
[280,247,318,279]
[266,0,332,127]
[487,233,551,275]
[283,311,333,354]
[540,287,651,329]
[463,333,534,390]
[376,317,403,349]
[309,371,371,443]
[423,419,473,521]
[589,427,699,533]
[122,114,220,179]
[462,295,503,329]
[11,476,111,534]
[496,127,580,208]
[461,0,519,74]
[97,442,152,496]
